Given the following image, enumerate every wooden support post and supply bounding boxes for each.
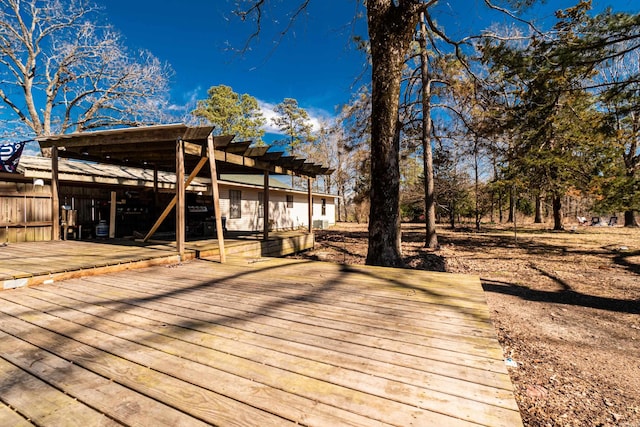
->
[109,191,117,238]
[153,165,159,216]
[51,146,60,241]
[207,136,226,263]
[308,177,313,233]
[176,139,185,259]
[263,170,270,241]
[143,157,208,242]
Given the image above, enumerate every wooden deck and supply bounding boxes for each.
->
[0,254,523,426]
[0,232,314,289]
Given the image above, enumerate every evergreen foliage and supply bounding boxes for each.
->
[192,85,266,145]
[271,98,316,154]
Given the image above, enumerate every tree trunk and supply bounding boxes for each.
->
[534,193,543,223]
[365,1,422,267]
[419,12,438,249]
[449,201,455,229]
[624,210,638,227]
[473,137,480,231]
[552,194,564,230]
[507,188,514,223]
[490,191,495,223]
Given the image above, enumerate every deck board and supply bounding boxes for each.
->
[0,401,33,427]
[0,233,313,289]
[0,250,523,426]
[0,354,119,427]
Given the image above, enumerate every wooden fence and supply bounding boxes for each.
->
[0,179,52,242]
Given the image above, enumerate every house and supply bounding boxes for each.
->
[0,155,336,243]
[218,174,335,232]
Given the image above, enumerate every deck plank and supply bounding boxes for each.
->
[77,268,503,359]
[0,296,389,427]
[0,401,33,427]
[10,286,519,422]
[0,330,210,427]
[74,267,510,375]
[33,283,509,390]
[0,355,119,427]
[0,251,523,427]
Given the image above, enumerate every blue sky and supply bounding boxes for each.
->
[102,0,370,134]
[99,0,636,136]
[2,0,637,152]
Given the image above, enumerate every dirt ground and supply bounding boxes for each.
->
[290,222,640,427]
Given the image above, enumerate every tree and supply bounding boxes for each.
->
[480,2,614,230]
[192,84,266,144]
[230,0,546,265]
[417,11,438,248]
[271,98,316,154]
[594,44,640,226]
[365,1,426,267]
[338,86,372,223]
[0,0,172,142]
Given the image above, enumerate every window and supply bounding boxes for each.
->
[321,198,326,216]
[229,190,241,219]
[258,192,264,218]
[286,195,294,208]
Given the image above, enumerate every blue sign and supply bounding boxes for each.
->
[0,141,25,173]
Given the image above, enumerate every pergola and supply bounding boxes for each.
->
[37,124,333,262]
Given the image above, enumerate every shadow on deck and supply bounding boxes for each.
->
[0,231,313,290]
[0,255,523,426]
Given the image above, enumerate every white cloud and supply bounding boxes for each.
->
[168,86,203,112]
[258,100,334,135]
[258,101,283,135]
[166,104,186,112]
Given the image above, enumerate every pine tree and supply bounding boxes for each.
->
[481,2,612,230]
[192,85,266,144]
[271,98,316,155]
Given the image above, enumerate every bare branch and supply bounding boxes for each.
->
[483,0,544,36]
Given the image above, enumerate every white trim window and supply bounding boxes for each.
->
[230,190,241,219]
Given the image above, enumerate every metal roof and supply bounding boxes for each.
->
[17,155,208,192]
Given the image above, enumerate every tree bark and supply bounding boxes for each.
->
[507,188,514,223]
[490,191,495,223]
[449,201,455,229]
[624,210,638,227]
[366,1,423,267]
[552,193,564,230]
[419,11,438,249]
[473,137,481,231]
[534,193,543,223]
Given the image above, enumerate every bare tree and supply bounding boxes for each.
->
[417,11,439,248]
[230,0,541,265]
[0,0,172,141]
[232,0,427,266]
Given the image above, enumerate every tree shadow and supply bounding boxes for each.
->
[0,255,498,424]
[613,250,640,276]
[482,277,640,315]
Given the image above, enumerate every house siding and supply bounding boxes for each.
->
[217,184,335,232]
